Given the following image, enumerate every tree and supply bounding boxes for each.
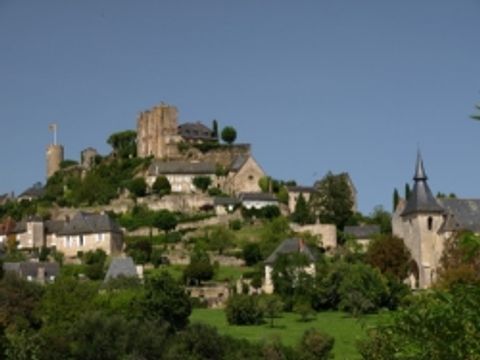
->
[242,243,263,266]
[212,119,219,139]
[359,285,480,360]
[393,188,399,212]
[259,295,284,328]
[152,176,171,196]
[437,231,480,288]
[0,273,44,332]
[405,183,411,200]
[152,210,177,234]
[293,298,315,322]
[365,235,412,281]
[82,249,108,280]
[297,328,335,360]
[142,271,192,330]
[193,176,212,192]
[337,263,388,316]
[291,193,313,225]
[127,177,147,198]
[107,130,137,159]
[206,225,235,255]
[225,294,264,325]
[311,172,354,230]
[221,126,237,144]
[125,237,152,264]
[183,248,214,285]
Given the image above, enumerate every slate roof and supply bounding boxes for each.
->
[265,238,317,265]
[438,198,480,233]
[58,212,122,236]
[18,183,45,200]
[3,261,60,279]
[287,186,316,194]
[230,155,249,172]
[104,257,138,281]
[178,122,216,141]
[44,220,66,234]
[238,192,278,202]
[213,197,239,206]
[401,153,444,216]
[344,225,380,239]
[148,161,216,176]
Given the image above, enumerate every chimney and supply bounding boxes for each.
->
[37,266,46,284]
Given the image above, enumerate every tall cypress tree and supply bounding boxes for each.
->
[393,188,399,211]
[405,183,411,201]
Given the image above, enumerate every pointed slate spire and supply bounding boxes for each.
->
[414,151,427,181]
[401,152,444,217]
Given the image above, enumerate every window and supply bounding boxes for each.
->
[427,217,433,231]
[248,175,254,181]
[79,235,84,247]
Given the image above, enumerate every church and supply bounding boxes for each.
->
[392,153,480,289]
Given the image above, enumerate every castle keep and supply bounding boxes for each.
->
[136,103,181,159]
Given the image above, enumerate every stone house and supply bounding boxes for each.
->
[147,160,217,193]
[344,225,380,249]
[14,216,45,249]
[54,212,123,259]
[178,122,216,143]
[224,155,266,195]
[238,192,279,210]
[263,238,317,294]
[392,153,480,289]
[17,182,45,202]
[3,261,60,283]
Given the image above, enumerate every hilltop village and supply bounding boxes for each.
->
[1,103,480,358]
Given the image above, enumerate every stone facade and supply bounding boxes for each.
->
[290,223,337,250]
[225,156,265,195]
[53,232,123,259]
[287,186,315,213]
[137,103,181,159]
[81,147,98,169]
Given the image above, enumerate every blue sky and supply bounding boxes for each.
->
[1,0,479,214]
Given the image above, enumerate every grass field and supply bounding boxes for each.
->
[191,309,385,359]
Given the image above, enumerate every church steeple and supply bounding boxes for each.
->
[401,152,444,216]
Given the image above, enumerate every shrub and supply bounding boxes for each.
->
[193,176,212,192]
[225,294,263,325]
[297,328,334,360]
[152,176,171,197]
[127,177,147,197]
[221,126,237,144]
[242,243,263,266]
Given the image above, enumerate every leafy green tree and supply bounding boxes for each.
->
[39,277,99,327]
[107,130,137,159]
[366,205,392,234]
[206,225,235,255]
[337,263,388,316]
[365,235,411,281]
[259,294,284,328]
[0,273,43,332]
[59,159,78,169]
[5,330,41,360]
[126,177,147,197]
[125,237,152,265]
[359,285,480,360]
[152,209,178,234]
[293,298,315,322]
[221,126,237,144]
[225,294,264,325]
[82,249,107,280]
[437,231,480,288]
[183,248,214,285]
[311,172,354,229]
[242,243,263,266]
[152,175,171,196]
[142,271,192,330]
[193,176,212,192]
[297,328,334,360]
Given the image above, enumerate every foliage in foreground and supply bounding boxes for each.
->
[359,285,480,360]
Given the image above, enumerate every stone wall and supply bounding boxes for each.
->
[290,223,337,249]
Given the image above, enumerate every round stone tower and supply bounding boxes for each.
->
[46,144,64,178]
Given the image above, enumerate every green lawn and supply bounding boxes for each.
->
[213,266,253,282]
[190,309,386,359]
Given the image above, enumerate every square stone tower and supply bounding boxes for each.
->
[136,103,181,159]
